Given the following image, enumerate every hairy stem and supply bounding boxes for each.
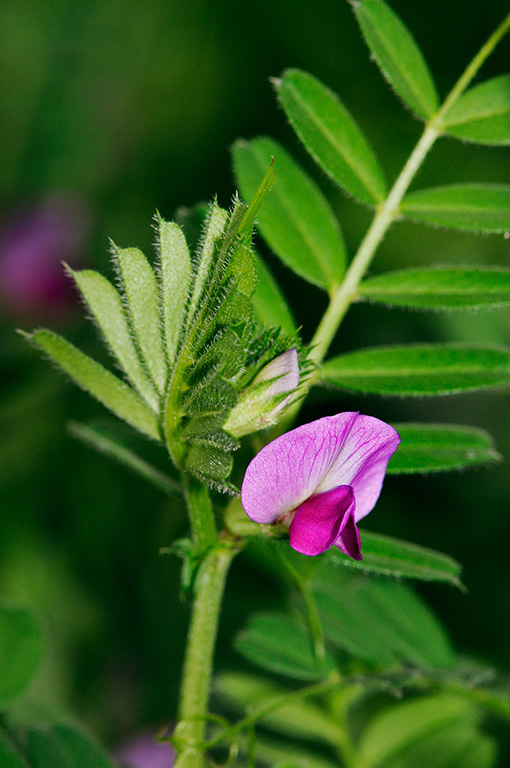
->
[182,474,218,556]
[174,544,236,768]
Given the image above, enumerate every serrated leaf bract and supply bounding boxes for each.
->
[354,0,438,120]
[274,69,387,205]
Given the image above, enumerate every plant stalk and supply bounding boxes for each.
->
[173,544,236,768]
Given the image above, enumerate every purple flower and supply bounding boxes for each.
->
[241,412,400,559]
[115,730,174,768]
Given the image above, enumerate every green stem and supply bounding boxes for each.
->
[182,474,218,555]
[301,10,510,380]
[174,544,237,768]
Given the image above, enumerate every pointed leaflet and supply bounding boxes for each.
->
[233,137,346,292]
[327,531,462,586]
[359,266,510,310]
[443,73,510,145]
[28,330,160,440]
[387,423,500,474]
[69,268,159,410]
[157,217,191,362]
[253,254,297,334]
[401,184,510,233]
[321,343,510,396]
[234,613,335,681]
[274,69,387,205]
[357,695,487,768]
[354,0,438,119]
[0,605,42,702]
[114,245,167,393]
[312,566,453,667]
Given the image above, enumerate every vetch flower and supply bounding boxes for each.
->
[241,412,400,559]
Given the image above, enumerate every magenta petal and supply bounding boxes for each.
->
[289,485,355,556]
[335,511,362,561]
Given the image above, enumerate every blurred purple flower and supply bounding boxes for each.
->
[241,412,400,559]
[0,194,90,318]
[115,730,174,768]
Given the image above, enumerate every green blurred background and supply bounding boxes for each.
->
[1,0,509,760]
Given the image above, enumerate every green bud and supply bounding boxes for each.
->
[223,348,300,437]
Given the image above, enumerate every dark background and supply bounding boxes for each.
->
[1,0,509,759]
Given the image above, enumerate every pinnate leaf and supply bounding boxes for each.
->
[233,137,346,291]
[354,0,438,119]
[214,673,344,745]
[443,73,510,145]
[234,612,334,681]
[312,566,453,667]
[357,695,489,768]
[114,245,167,393]
[274,69,387,205]
[401,184,510,233]
[387,423,500,474]
[28,330,160,440]
[327,531,462,586]
[321,343,510,396]
[359,266,510,310]
[69,268,159,410]
[0,604,42,702]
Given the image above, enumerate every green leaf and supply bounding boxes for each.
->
[27,725,116,768]
[0,733,28,768]
[234,613,334,681]
[274,69,387,205]
[69,268,159,410]
[327,531,462,586]
[0,605,42,703]
[156,217,192,362]
[388,423,500,474]
[321,343,510,396]
[233,137,346,292]
[254,254,297,334]
[383,723,496,768]
[312,567,453,668]
[354,0,438,119]
[114,246,167,393]
[359,266,510,310]
[68,421,182,495]
[28,330,160,440]
[401,184,510,233]
[249,736,340,768]
[357,695,483,768]
[443,73,510,145]
[214,673,344,745]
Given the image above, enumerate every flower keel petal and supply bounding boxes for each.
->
[289,485,355,556]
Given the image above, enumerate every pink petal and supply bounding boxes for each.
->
[289,485,355,556]
[241,412,399,525]
[315,414,401,521]
[334,511,362,561]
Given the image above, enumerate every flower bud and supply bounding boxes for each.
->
[223,348,299,438]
